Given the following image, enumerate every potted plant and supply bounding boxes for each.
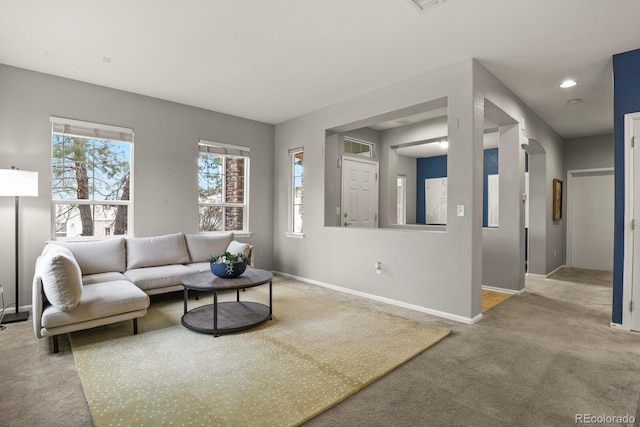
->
[207,251,248,278]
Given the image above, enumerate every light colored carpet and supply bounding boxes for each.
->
[69,277,451,427]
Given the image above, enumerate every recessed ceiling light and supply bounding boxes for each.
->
[409,0,446,12]
[560,80,577,88]
[567,98,582,105]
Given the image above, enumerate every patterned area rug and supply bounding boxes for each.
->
[70,276,451,427]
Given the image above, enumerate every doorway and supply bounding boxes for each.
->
[623,112,640,331]
[566,169,614,271]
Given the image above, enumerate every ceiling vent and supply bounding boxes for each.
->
[409,0,446,12]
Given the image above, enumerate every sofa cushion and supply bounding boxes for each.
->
[41,280,149,329]
[53,238,126,274]
[40,245,83,312]
[184,232,234,263]
[126,233,190,269]
[227,241,251,258]
[124,264,196,292]
[185,262,212,273]
[82,272,128,285]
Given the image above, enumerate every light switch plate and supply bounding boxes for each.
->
[457,205,464,216]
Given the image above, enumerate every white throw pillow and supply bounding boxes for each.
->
[227,241,251,258]
[40,245,83,311]
[185,232,234,263]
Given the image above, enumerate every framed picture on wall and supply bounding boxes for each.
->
[552,178,563,221]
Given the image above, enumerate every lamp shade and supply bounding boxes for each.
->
[0,169,38,197]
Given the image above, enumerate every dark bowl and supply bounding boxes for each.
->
[210,262,247,278]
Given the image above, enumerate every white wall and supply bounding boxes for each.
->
[0,64,275,311]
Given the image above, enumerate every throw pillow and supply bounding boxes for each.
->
[227,241,251,258]
[40,245,83,311]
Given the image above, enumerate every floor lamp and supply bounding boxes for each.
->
[0,167,38,324]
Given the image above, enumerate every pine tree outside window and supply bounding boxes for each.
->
[51,117,133,239]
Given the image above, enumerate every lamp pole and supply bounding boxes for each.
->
[0,167,37,324]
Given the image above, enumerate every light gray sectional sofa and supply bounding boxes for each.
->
[32,232,251,353]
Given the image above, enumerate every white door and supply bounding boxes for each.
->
[631,117,640,331]
[568,170,614,271]
[341,157,378,228]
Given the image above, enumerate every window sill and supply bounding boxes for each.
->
[285,232,305,239]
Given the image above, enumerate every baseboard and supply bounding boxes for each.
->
[545,265,566,277]
[610,322,623,330]
[274,271,482,325]
[0,304,32,316]
[525,264,566,278]
[482,285,522,295]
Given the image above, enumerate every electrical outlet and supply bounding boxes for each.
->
[0,284,3,294]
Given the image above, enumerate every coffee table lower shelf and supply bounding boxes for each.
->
[181,301,271,336]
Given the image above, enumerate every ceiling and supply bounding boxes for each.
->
[1,0,639,139]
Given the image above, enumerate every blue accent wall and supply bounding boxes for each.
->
[483,148,499,227]
[416,155,447,224]
[612,48,640,324]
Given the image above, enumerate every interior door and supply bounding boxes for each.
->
[631,118,640,331]
[341,157,378,228]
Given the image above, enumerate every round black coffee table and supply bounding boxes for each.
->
[181,268,273,337]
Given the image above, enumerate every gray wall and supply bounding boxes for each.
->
[473,61,565,278]
[275,60,483,322]
[564,133,614,171]
[274,59,566,321]
[0,64,275,311]
[397,154,417,224]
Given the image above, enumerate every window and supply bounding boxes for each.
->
[290,148,304,233]
[198,141,250,232]
[51,117,133,239]
[344,137,373,157]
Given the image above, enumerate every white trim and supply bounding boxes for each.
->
[565,167,614,268]
[50,116,133,135]
[623,112,640,331]
[525,264,566,278]
[482,285,522,295]
[610,322,623,330]
[275,271,482,324]
[545,264,566,277]
[199,139,250,152]
[285,232,305,239]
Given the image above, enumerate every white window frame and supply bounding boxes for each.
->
[344,136,374,158]
[50,116,134,241]
[198,140,250,233]
[288,147,304,237]
[397,174,406,225]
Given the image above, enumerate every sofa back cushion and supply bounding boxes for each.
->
[53,238,126,274]
[126,233,190,269]
[185,232,234,263]
[40,245,83,311]
[227,240,251,258]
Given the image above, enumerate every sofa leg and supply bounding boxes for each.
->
[53,335,59,353]
[133,318,138,335]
